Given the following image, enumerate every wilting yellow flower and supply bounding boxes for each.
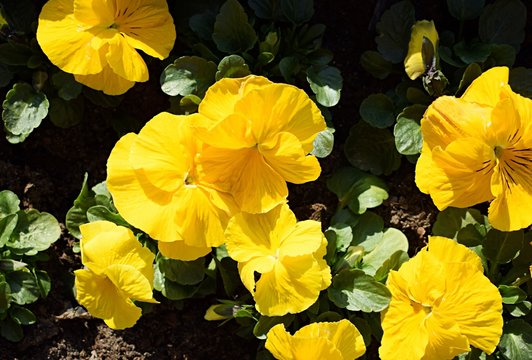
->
[191,75,326,214]
[225,204,331,316]
[405,20,439,80]
[74,221,157,329]
[416,66,532,231]
[265,320,366,360]
[37,0,175,95]
[380,236,503,360]
[107,112,235,261]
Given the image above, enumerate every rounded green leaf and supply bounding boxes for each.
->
[5,271,39,305]
[483,229,524,264]
[51,72,82,101]
[361,228,408,276]
[2,82,49,142]
[0,190,20,218]
[499,285,527,305]
[9,305,36,325]
[447,0,485,20]
[48,97,84,128]
[394,117,422,155]
[160,56,217,97]
[375,0,415,63]
[479,0,526,51]
[509,67,532,99]
[215,55,251,81]
[328,269,391,312]
[360,51,393,80]
[359,94,395,128]
[157,256,205,286]
[311,127,334,158]
[212,0,257,54]
[344,121,401,176]
[456,63,482,95]
[0,317,23,342]
[306,65,342,107]
[280,0,313,24]
[498,319,532,360]
[7,209,61,256]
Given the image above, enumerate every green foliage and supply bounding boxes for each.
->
[212,0,257,53]
[478,0,526,51]
[447,0,485,20]
[216,54,251,80]
[161,56,217,97]
[0,190,58,341]
[375,0,415,64]
[306,65,342,107]
[498,320,532,360]
[359,93,395,129]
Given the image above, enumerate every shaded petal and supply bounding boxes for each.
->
[437,262,503,354]
[427,236,483,272]
[201,147,288,213]
[461,67,509,107]
[415,143,433,194]
[37,0,105,75]
[278,219,323,258]
[421,97,490,150]
[423,313,470,359]
[106,34,148,82]
[116,0,176,59]
[254,255,327,316]
[265,324,296,360]
[404,20,439,80]
[107,135,183,241]
[238,257,276,294]
[234,83,325,153]
[295,320,366,360]
[105,264,157,303]
[379,271,430,360]
[74,63,135,95]
[429,138,495,209]
[199,76,272,126]
[75,269,141,330]
[158,240,211,261]
[192,113,255,149]
[73,0,115,26]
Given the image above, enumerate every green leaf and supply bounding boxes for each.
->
[405,88,431,105]
[344,121,401,176]
[5,271,40,305]
[0,63,13,88]
[447,0,485,20]
[157,256,205,286]
[48,97,84,128]
[498,319,532,360]
[483,229,523,264]
[311,127,334,158]
[249,0,283,20]
[479,0,526,50]
[509,67,532,99]
[278,56,300,83]
[359,94,395,128]
[432,207,487,241]
[326,223,352,252]
[51,72,83,101]
[212,0,257,54]
[456,63,482,95]
[374,250,409,282]
[306,65,342,107]
[280,0,313,24]
[0,317,23,342]
[0,0,36,33]
[215,54,251,81]
[0,214,18,247]
[7,209,61,256]
[215,256,241,297]
[0,190,20,218]
[189,11,216,41]
[499,285,527,305]
[328,269,391,312]
[506,301,531,317]
[375,0,415,63]
[0,280,10,311]
[65,173,96,239]
[160,56,216,97]
[0,42,32,66]
[485,44,516,68]
[394,117,422,155]
[350,212,385,252]
[253,314,294,339]
[33,270,51,298]
[453,41,492,64]
[360,51,394,79]
[86,206,129,227]
[361,228,408,276]
[2,82,49,143]
[9,305,36,325]
[327,167,388,214]
[0,259,27,272]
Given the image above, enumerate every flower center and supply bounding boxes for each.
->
[108,23,119,30]
[422,303,432,316]
[494,145,504,159]
[184,171,197,188]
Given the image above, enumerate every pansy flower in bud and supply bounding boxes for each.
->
[380,236,503,360]
[265,320,366,360]
[74,221,157,330]
[416,66,532,231]
[405,20,439,80]
[37,0,175,95]
[107,112,236,261]
[191,75,326,214]
[225,204,331,316]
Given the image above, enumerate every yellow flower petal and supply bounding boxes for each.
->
[74,269,141,330]
[37,0,106,75]
[158,240,211,261]
[259,132,321,184]
[74,64,135,95]
[105,34,149,82]
[429,138,495,209]
[427,236,483,272]
[116,0,176,59]
[279,220,323,258]
[461,66,509,107]
[423,314,471,359]
[234,83,326,153]
[192,113,256,150]
[414,143,433,194]
[488,173,532,231]
[73,0,115,26]
[104,264,157,303]
[404,20,439,80]
[238,257,277,294]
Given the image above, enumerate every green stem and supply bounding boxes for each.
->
[488,262,500,283]
[511,274,531,288]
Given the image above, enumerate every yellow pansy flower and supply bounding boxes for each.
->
[380,236,503,360]
[37,0,175,95]
[74,221,157,330]
[225,204,331,316]
[416,66,532,231]
[405,20,439,80]
[265,320,366,360]
[192,75,326,214]
[107,112,236,261]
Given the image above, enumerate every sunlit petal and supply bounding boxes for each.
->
[158,240,211,261]
[461,67,509,107]
[404,20,439,80]
[74,64,135,95]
